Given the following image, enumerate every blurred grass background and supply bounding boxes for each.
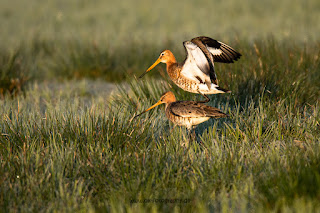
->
[1,0,319,88]
[1,0,319,47]
[1,0,320,212]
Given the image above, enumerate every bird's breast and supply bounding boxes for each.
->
[165,106,210,128]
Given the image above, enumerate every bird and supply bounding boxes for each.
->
[134,91,228,141]
[139,36,241,101]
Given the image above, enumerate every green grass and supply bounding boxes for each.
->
[1,0,320,212]
[1,0,320,48]
[1,39,319,103]
[0,50,30,98]
[1,75,319,212]
[1,0,319,97]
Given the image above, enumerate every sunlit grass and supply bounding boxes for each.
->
[1,38,319,106]
[0,77,319,212]
[1,0,320,211]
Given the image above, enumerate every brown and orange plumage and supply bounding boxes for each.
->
[134,91,228,131]
[139,36,241,97]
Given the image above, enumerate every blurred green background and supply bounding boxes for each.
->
[1,0,319,48]
[1,0,319,90]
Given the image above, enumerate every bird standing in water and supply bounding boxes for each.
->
[139,36,241,102]
[134,91,228,141]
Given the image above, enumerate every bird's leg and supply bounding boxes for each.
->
[197,89,210,103]
[188,126,197,142]
[188,127,205,147]
[192,128,197,141]
[169,124,177,134]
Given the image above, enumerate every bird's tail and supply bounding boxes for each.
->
[215,86,231,93]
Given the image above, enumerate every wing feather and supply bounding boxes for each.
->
[193,36,242,63]
[181,36,241,86]
[170,101,227,118]
[182,41,216,85]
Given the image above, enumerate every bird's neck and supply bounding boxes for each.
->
[165,100,176,111]
[166,62,181,80]
[164,102,172,114]
[166,61,176,72]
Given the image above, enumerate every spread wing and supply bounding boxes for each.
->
[182,41,217,85]
[170,101,228,118]
[192,36,241,63]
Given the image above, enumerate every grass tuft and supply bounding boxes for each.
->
[0,77,319,212]
[0,50,30,98]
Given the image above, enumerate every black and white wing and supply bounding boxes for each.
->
[180,36,241,87]
[192,36,241,63]
[181,40,217,86]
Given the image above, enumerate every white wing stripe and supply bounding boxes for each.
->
[182,41,212,83]
[207,47,223,56]
[191,47,210,74]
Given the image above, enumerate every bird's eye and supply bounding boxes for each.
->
[160,53,164,56]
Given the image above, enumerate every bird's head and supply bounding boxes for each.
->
[133,91,176,118]
[139,50,176,78]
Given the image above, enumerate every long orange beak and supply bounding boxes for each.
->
[134,100,163,118]
[139,57,161,78]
